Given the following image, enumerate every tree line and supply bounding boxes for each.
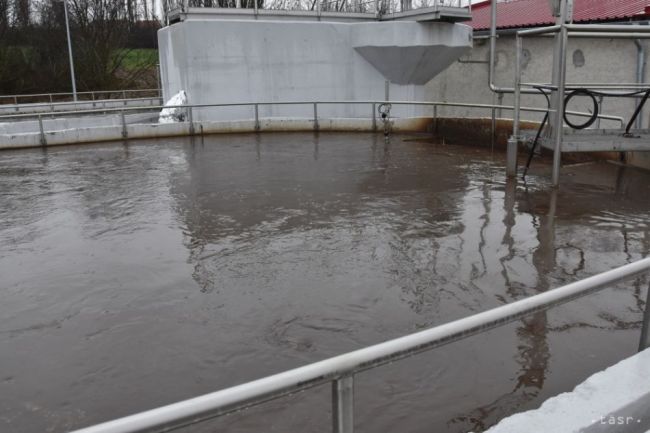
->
[0,1,161,96]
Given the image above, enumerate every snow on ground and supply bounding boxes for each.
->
[158,91,187,124]
[485,348,650,433]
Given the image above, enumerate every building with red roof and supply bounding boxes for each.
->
[469,0,650,31]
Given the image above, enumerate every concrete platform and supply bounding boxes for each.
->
[539,129,650,153]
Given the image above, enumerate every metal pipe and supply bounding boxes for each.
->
[332,377,354,433]
[635,39,646,129]
[487,0,539,96]
[69,258,650,433]
[63,0,78,102]
[507,33,522,177]
[565,24,650,33]
[0,100,625,127]
[640,282,650,352]
[551,0,570,187]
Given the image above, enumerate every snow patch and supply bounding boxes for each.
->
[485,348,650,433]
[158,91,187,124]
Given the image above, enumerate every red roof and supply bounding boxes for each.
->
[470,0,650,31]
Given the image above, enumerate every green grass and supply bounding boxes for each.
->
[118,48,158,70]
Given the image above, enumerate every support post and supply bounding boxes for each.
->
[121,110,128,139]
[38,115,46,146]
[332,376,354,433]
[372,103,376,131]
[507,34,522,177]
[640,282,650,352]
[313,102,319,131]
[188,106,195,136]
[433,104,438,134]
[550,0,570,187]
[255,104,260,131]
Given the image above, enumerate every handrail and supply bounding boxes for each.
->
[0,89,161,105]
[0,99,625,127]
[0,96,164,115]
[70,258,650,433]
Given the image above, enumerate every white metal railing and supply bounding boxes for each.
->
[0,99,625,148]
[508,20,650,186]
[167,0,469,17]
[0,89,161,106]
[69,258,650,433]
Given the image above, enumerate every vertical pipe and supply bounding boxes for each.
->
[317,0,321,18]
[313,102,319,131]
[38,115,46,146]
[488,0,498,92]
[332,377,354,433]
[254,0,258,16]
[490,92,496,151]
[507,34,522,177]
[639,282,650,352]
[63,0,78,102]
[635,39,646,130]
[372,103,377,131]
[255,104,260,131]
[551,1,569,187]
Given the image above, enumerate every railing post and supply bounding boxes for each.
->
[433,104,438,134]
[121,110,128,139]
[332,376,354,433]
[255,104,260,131]
[639,282,650,352]
[372,103,376,131]
[38,115,46,146]
[313,102,319,131]
[13,96,18,105]
[188,106,195,136]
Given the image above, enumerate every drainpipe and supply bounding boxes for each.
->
[635,39,646,129]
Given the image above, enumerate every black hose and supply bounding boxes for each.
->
[522,87,550,179]
[563,89,599,130]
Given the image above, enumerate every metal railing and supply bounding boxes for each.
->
[0,99,625,148]
[168,0,469,17]
[0,89,161,106]
[508,17,650,186]
[0,96,164,116]
[70,258,650,433]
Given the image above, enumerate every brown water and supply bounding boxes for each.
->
[0,132,649,433]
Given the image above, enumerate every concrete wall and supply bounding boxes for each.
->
[426,34,650,169]
[158,18,471,121]
[426,35,647,129]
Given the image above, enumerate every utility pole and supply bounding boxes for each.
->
[62,0,78,102]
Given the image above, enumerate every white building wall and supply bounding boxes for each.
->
[158,18,472,121]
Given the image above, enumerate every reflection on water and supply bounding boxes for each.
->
[0,133,649,433]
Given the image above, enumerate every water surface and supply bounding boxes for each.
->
[0,133,649,433]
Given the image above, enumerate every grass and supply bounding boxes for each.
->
[118,48,158,70]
